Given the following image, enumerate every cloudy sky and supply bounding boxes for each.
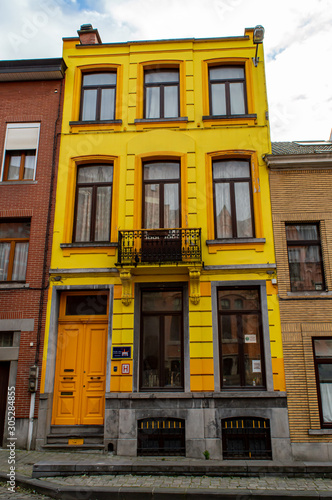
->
[1,0,331,142]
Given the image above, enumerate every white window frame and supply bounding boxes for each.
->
[1,123,40,182]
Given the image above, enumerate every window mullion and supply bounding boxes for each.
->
[90,184,97,242]
[19,153,25,181]
[96,88,102,121]
[160,85,164,118]
[160,315,165,387]
[230,181,237,238]
[7,241,16,281]
[237,314,245,386]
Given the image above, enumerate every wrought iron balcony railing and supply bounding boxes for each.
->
[117,228,201,266]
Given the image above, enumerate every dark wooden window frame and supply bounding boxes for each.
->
[209,65,248,117]
[313,337,332,429]
[3,150,36,181]
[217,286,266,390]
[212,158,255,239]
[139,287,184,391]
[286,222,325,292]
[79,71,117,121]
[142,160,181,229]
[73,164,113,243]
[137,417,185,456]
[143,68,180,119]
[0,219,30,282]
[222,417,272,460]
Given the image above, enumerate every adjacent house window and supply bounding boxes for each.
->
[140,288,183,390]
[286,223,325,292]
[0,220,30,281]
[80,72,116,121]
[218,287,265,388]
[313,338,332,426]
[213,159,254,239]
[1,124,40,181]
[144,69,179,119]
[209,66,247,116]
[73,164,113,243]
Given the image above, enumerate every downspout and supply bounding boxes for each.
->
[27,78,64,450]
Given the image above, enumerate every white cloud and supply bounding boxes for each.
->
[1,0,331,140]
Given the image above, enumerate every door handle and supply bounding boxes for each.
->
[90,376,101,380]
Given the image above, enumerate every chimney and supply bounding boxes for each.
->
[77,24,102,45]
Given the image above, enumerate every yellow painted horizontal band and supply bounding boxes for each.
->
[272,358,286,392]
[189,327,213,343]
[190,358,214,375]
[190,342,213,358]
[110,375,133,392]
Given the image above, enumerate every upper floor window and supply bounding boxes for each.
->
[313,338,332,427]
[73,165,113,243]
[218,287,265,389]
[144,69,179,119]
[143,161,180,229]
[212,159,254,239]
[209,66,247,116]
[286,224,325,292]
[80,72,116,121]
[0,220,30,281]
[1,124,40,181]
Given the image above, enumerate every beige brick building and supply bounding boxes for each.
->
[265,141,332,461]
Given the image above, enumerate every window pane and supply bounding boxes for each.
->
[11,242,29,281]
[215,183,232,238]
[144,184,160,228]
[0,243,10,281]
[82,89,97,121]
[7,154,21,180]
[145,87,160,118]
[218,289,260,311]
[23,154,36,180]
[164,184,179,227]
[286,224,318,241]
[100,88,115,120]
[230,82,245,114]
[6,125,39,150]
[144,162,180,180]
[142,290,182,312]
[66,294,107,315]
[0,332,14,347]
[210,66,244,80]
[75,187,92,242]
[243,314,263,387]
[145,70,179,83]
[288,245,324,291]
[94,186,112,241]
[211,83,226,115]
[221,314,240,386]
[235,182,253,237]
[318,364,332,423]
[78,165,113,184]
[164,85,178,118]
[314,339,332,358]
[0,221,30,239]
[213,160,250,179]
[164,315,182,388]
[83,73,116,86]
[142,316,160,388]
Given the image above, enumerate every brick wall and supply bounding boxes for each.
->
[0,78,63,419]
[269,166,332,442]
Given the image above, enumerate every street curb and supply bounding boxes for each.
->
[1,470,331,499]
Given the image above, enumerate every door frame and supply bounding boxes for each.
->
[43,285,114,423]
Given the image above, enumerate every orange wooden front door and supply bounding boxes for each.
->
[52,321,107,426]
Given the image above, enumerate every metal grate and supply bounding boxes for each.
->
[117,228,201,266]
[222,417,272,460]
[137,417,185,456]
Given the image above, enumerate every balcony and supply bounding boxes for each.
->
[117,228,201,266]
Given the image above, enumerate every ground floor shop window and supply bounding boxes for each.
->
[137,417,185,456]
[218,287,265,388]
[313,338,332,426]
[222,417,272,459]
[140,288,183,390]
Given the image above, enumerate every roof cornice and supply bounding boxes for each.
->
[264,153,332,170]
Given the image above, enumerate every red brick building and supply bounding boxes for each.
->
[0,59,65,449]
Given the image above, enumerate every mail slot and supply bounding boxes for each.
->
[61,392,73,396]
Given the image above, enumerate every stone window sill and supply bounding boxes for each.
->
[60,242,118,249]
[285,291,332,299]
[69,120,122,126]
[0,181,37,185]
[134,117,188,124]
[206,238,265,245]
[308,429,332,435]
[0,283,29,289]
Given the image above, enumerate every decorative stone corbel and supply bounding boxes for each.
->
[189,267,201,305]
[120,269,132,306]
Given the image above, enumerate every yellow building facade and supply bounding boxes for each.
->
[36,25,291,460]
